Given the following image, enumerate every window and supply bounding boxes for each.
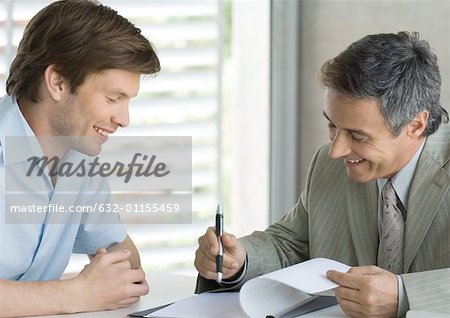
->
[1,0,270,275]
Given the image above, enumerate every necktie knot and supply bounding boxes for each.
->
[382,180,397,206]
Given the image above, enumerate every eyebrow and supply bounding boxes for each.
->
[322,110,372,137]
[105,89,136,99]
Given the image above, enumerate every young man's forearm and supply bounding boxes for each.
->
[0,248,148,317]
[0,278,82,317]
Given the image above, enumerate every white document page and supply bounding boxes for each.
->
[239,279,314,317]
[146,292,247,318]
[262,257,350,293]
[239,258,350,317]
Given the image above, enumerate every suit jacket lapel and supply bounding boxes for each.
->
[404,150,450,272]
[346,180,379,266]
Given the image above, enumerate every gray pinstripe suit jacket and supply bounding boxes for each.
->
[196,123,450,313]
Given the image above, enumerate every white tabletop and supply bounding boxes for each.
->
[406,311,449,318]
[32,272,441,318]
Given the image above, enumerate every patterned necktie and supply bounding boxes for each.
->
[377,180,405,274]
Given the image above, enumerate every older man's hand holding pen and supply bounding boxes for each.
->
[194,227,246,281]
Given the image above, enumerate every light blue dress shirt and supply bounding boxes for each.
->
[377,140,426,317]
[0,95,127,281]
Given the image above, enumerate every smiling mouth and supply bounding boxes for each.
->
[345,159,365,164]
[94,126,112,137]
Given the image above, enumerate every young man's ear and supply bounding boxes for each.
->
[406,110,429,138]
[44,64,68,101]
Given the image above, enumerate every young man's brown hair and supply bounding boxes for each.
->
[6,0,160,102]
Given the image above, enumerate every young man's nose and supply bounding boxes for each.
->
[111,104,130,128]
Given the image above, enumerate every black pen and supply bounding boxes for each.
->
[215,204,223,283]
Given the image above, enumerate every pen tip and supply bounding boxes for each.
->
[216,272,222,283]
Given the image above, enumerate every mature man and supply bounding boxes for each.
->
[195,31,449,317]
[0,0,160,316]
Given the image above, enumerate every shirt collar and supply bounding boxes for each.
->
[377,140,426,209]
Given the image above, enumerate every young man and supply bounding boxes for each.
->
[195,32,450,317]
[0,0,160,316]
